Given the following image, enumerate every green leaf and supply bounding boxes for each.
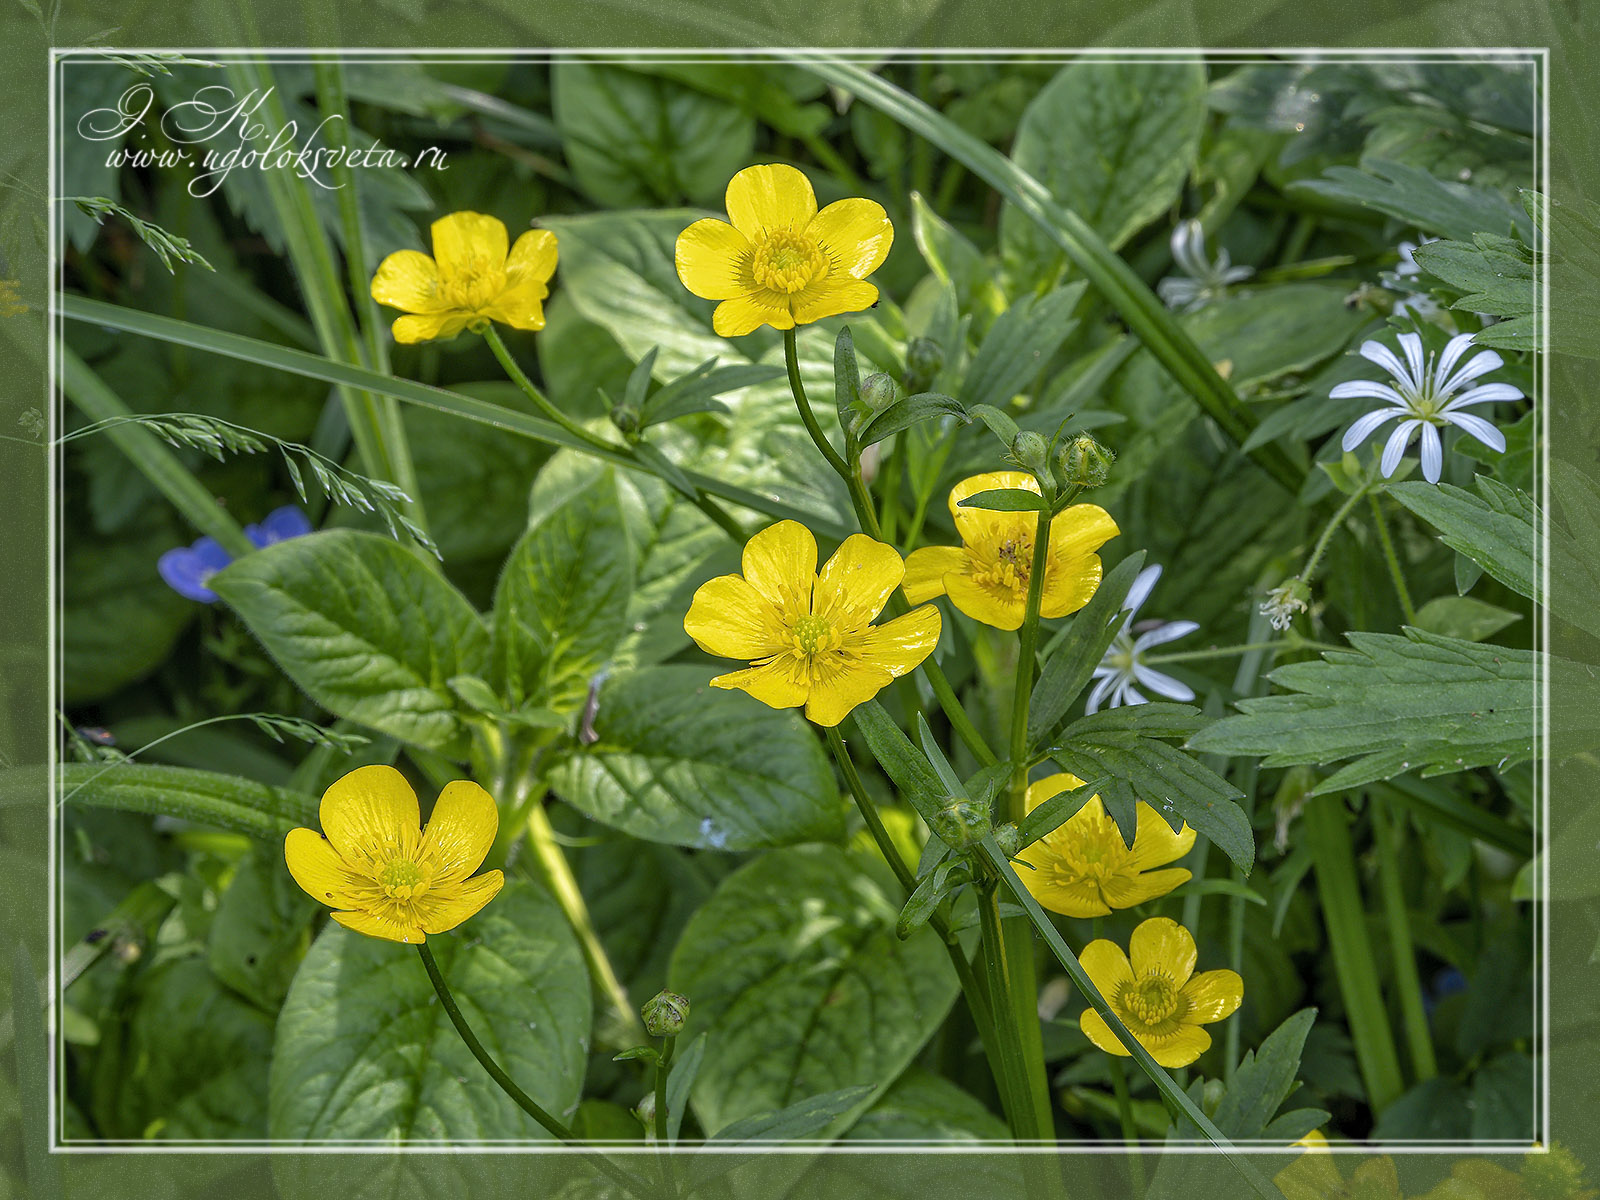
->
[1014,777,1100,849]
[1370,1077,1471,1141]
[1389,478,1537,605]
[1027,553,1147,745]
[1411,234,1535,321]
[546,665,843,851]
[896,857,971,939]
[491,470,634,716]
[664,1033,706,1145]
[60,762,317,840]
[269,879,591,1141]
[957,284,1084,410]
[855,391,969,448]
[1470,1052,1534,1140]
[1205,1009,1321,1140]
[212,531,488,757]
[705,1084,877,1144]
[552,61,755,208]
[910,192,1004,326]
[207,846,317,1011]
[643,361,785,427]
[1188,628,1540,794]
[1002,59,1207,289]
[1048,724,1254,872]
[852,701,949,827]
[1292,159,1534,242]
[841,1067,1013,1143]
[1413,596,1521,643]
[956,487,1048,513]
[834,325,863,430]
[668,845,958,1136]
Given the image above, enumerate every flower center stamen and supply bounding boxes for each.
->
[791,613,840,657]
[750,231,827,295]
[971,538,1033,594]
[380,858,429,901]
[1119,972,1185,1030]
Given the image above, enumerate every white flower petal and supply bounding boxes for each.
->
[1133,620,1200,652]
[1124,564,1163,620]
[1358,340,1415,391]
[1119,683,1148,708]
[1444,411,1506,453]
[1329,380,1406,405]
[1131,664,1195,702]
[1441,382,1524,411]
[1380,419,1420,478]
[1085,672,1120,716]
[1342,406,1404,451]
[1398,332,1426,390]
[1419,422,1443,483]
[1431,333,1479,390]
[1437,347,1505,397]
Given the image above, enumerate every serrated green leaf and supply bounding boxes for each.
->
[1206,1009,1319,1140]
[1411,234,1535,319]
[1388,478,1537,604]
[492,471,634,717]
[668,845,958,1137]
[212,531,487,756]
[1413,596,1521,643]
[1189,628,1540,794]
[269,879,590,1141]
[546,665,843,851]
[1027,552,1147,745]
[1292,159,1533,242]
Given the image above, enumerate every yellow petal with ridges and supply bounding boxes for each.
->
[807,198,893,278]
[947,470,1037,552]
[676,218,752,300]
[431,211,509,283]
[1079,938,1135,992]
[1129,916,1197,985]
[417,870,505,934]
[392,311,473,344]
[710,658,809,712]
[1024,772,1089,814]
[1022,869,1111,918]
[725,163,816,239]
[333,907,427,944]
[1040,552,1104,619]
[741,520,817,616]
[844,605,941,679]
[506,228,558,288]
[1182,969,1244,1023]
[902,544,964,604]
[284,828,364,908]
[1079,1009,1132,1058]
[1128,803,1197,870]
[814,534,904,631]
[944,570,1027,631]
[802,658,896,727]
[371,249,444,313]
[320,765,421,864]
[684,573,790,660]
[1144,1024,1212,1069]
[713,291,794,336]
[479,283,549,332]
[421,780,498,884]
[1100,867,1191,910]
[790,277,879,326]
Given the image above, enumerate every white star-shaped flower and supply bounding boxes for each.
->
[1086,565,1199,714]
[1332,331,1522,484]
[1157,220,1254,313]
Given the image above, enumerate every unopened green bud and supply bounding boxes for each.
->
[633,1092,656,1129]
[993,822,1021,858]
[611,403,641,437]
[904,337,944,392]
[1011,430,1050,475]
[860,372,897,412]
[1058,433,1115,489]
[641,989,690,1037]
[931,796,991,850]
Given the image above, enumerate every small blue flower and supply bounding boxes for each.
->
[157,536,233,603]
[159,507,313,603]
[245,505,313,548]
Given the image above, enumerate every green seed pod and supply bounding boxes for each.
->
[641,989,690,1037]
[611,402,641,437]
[1058,433,1115,489]
[1011,430,1051,475]
[860,372,898,412]
[904,337,944,392]
[993,822,1021,859]
[931,796,992,850]
[633,1092,656,1129]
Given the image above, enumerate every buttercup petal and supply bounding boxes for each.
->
[1129,916,1197,985]
[1182,969,1245,1023]
[479,282,549,332]
[806,198,893,278]
[1047,504,1120,564]
[1040,551,1105,620]
[1080,1008,1132,1058]
[430,211,509,283]
[421,780,499,884]
[741,521,817,616]
[371,249,444,313]
[790,277,880,326]
[713,292,794,336]
[814,534,905,631]
[676,218,753,300]
[803,658,897,727]
[945,570,1027,631]
[1023,871,1112,918]
[417,870,505,934]
[1079,938,1135,992]
[1024,772,1090,815]
[1100,867,1191,909]
[392,311,473,344]
[1128,802,1197,869]
[284,828,365,908]
[684,573,790,660]
[902,545,965,604]
[320,765,421,864]
[710,658,810,712]
[844,605,942,678]
[333,907,427,944]
[1146,1024,1212,1069]
[948,471,1037,550]
[725,164,817,239]
[505,229,558,289]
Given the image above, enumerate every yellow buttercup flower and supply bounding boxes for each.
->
[371,211,557,344]
[903,472,1119,631]
[284,764,504,944]
[684,520,941,726]
[1016,773,1195,918]
[1078,916,1242,1068]
[676,164,893,337]
[1274,1132,1402,1200]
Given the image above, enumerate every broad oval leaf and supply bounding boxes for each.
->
[492,470,634,717]
[546,666,844,851]
[211,531,488,757]
[269,878,590,1142]
[668,844,958,1135]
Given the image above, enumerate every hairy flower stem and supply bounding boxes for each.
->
[1369,492,1418,624]
[653,1035,675,1143]
[485,326,748,543]
[784,330,997,766]
[1300,482,1371,587]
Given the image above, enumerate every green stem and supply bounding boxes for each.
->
[976,882,1052,1140]
[1008,505,1053,820]
[59,348,254,557]
[1142,638,1339,666]
[1301,483,1370,585]
[653,1035,675,1143]
[1108,1056,1140,1145]
[485,325,748,543]
[415,941,573,1139]
[1302,795,1405,1112]
[979,839,1287,1200]
[1369,492,1418,624]
[1371,803,1438,1082]
[783,330,997,767]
